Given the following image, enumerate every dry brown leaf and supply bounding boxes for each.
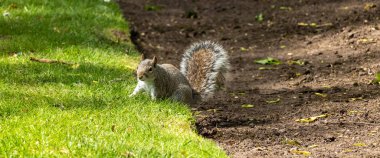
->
[290,149,311,156]
[296,114,328,123]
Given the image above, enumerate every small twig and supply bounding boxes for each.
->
[30,57,74,65]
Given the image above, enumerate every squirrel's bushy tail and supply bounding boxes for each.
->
[180,41,230,100]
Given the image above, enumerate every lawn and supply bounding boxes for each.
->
[0,0,227,157]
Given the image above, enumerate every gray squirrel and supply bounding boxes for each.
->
[129,41,230,104]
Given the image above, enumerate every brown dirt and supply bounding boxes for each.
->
[117,0,380,157]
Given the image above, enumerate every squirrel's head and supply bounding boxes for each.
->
[136,54,157,81]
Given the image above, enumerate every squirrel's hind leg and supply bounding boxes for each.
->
[170,85,192,104]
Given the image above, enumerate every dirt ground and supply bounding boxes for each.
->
[118,0,380,157]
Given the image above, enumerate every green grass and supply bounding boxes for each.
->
[374,73,380,84]
[0,0,227,157]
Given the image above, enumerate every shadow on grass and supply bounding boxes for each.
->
[0,60,138,117]
[0,6,132,54]
[0,60,134,86]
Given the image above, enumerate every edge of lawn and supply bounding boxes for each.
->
[0,0,227,157]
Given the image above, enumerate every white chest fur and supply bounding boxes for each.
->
[129,79,157,99]
[139,80,156,99]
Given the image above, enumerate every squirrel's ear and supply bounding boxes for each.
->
[152,56,157,66]
[140,54,145,61]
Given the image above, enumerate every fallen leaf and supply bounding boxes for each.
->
[298,22,331,28]
[290,149,311,156]
[296,114,328,123]
[343,149,353,153]
[315,92,327,97]
[349,97,363,101]
[266,98,280,104]
[255,13,264,22]
[373,73,380,84]
[310,23,318,27]
[357,38,375,44]
[258,67,275,70]
[297,22,308,26]
[280,45,286,49]
[358,38,368,43]
[283,139,301,146]
[241,104,254,108]
[364,3,376,11]
[288,60,305,65]
[322,85,331,88]
[308,144,318,148]
[353,142,366,147]
[255,57,281,65]
[240,47,248,51]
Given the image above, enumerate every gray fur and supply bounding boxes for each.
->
[130,61,193,104]
[180,41,230,100]
[130,41,229,103]
[152,64,192,103]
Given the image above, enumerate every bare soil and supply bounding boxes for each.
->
[118,0,380,157]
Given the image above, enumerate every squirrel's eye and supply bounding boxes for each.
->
[148,68,152,71]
